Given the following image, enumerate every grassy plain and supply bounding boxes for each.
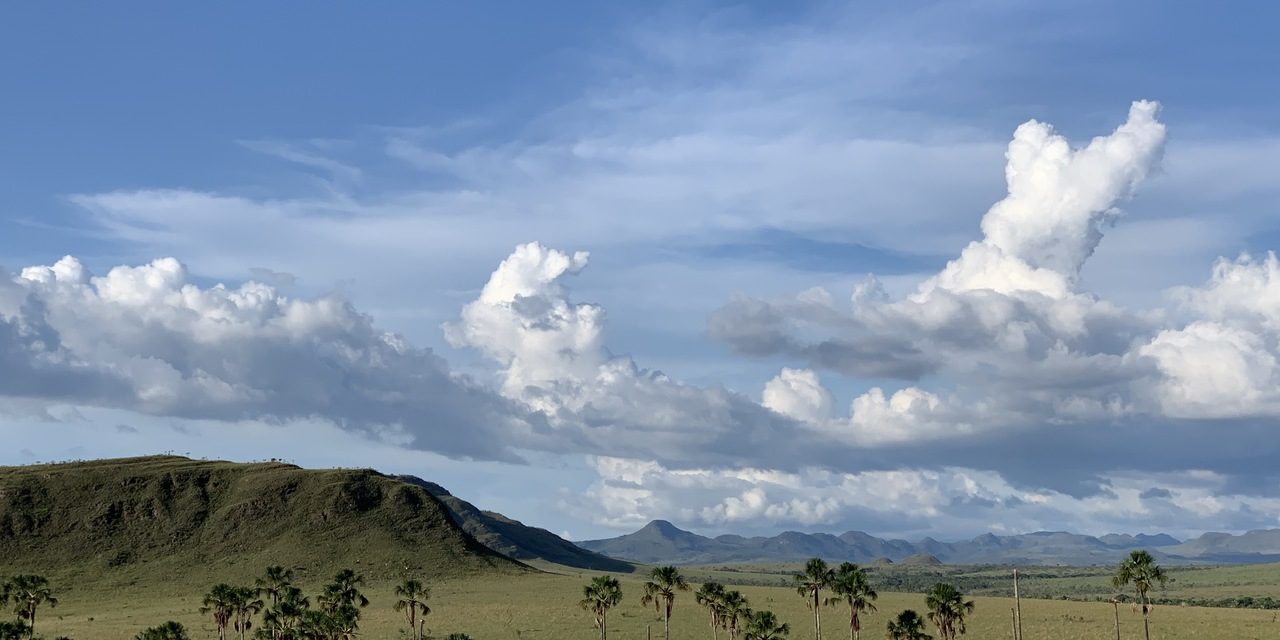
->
[682,561,1280,602]
[29,563,1280,640]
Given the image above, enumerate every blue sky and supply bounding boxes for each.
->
[4,1,1280,541]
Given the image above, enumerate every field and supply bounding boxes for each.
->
[27,563,1280,640]
[681,561,1280,604]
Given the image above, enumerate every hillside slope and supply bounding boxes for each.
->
[397,475,635,572]
[0,456,524,583]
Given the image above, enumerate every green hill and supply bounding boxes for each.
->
[0,456,525,585]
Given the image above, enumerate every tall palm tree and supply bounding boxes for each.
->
[579,575,623,640]
[1112,550,1168,640]
[720,590,752,640]
[885,610,932,640]
[924,584,974,640]
[795,558,834,640]
[6,575,56,639]
[393,579,431,640]
[826,563,877,640]
[201,584,238,640]
[744,610,790,640]
[696,582,728,640]
[641,566,690,640]
[232,586,264,640]
[256,566,295,608]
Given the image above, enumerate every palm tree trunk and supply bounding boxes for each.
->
[813,592,821,640]
[665,607,671,640]
[1113,601,1120,640]
[28,605,36,639]
[1142,602,1151,640]
[850,607,856,640]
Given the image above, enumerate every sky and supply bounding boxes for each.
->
[4,0,1280,542]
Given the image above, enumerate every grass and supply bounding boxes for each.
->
[21,564,1280,640]
[7,456,1280,638]
[681,561,1280,604]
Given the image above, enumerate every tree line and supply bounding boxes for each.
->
[584,550,1169,640]
[583,559,967,640]
[0,567,472,640]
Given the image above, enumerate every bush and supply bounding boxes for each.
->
[445,634,474,640]
[0,621,29,640]
[134,621,190,640]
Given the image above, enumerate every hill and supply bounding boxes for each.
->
[579,520,1279,566]
[0,456,525,583]
[397,475,635,572]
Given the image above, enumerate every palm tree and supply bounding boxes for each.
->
[394,579,431,640]
[579,575,623,640]
[885,611,932,640]
[263,586,309,640]
[795,558,834,640]
[232,586,265,640]
[134,621,191,640]
[321,570,369,612]
[256,566,295,608]
[641,566,690,640]
[202,584,238,640]
[1112,550,1168,640]
[720,590,752,640]
[924,584,974,640]
[7,574,57,639]
[826,563,877,640]
[744,610,790,640]
[696,582,728,640]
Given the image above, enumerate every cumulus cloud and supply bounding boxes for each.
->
[922,100,1166,298]
[1137,253,1280,418]
[569,455,1280,538]
[763,368,973,445]
[445,242,822,467]
[711,101,1170,438]
[3,256,528,459]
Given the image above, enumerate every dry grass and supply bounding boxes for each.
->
[32,567,1280,640]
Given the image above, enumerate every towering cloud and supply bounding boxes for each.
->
[924,100,1166,298]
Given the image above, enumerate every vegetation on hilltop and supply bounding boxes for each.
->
[0,456,523,585]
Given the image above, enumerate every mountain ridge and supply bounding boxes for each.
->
[579,519,1280,566]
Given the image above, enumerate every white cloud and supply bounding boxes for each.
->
[713,101,1170,436]
[763,368,974,445]
[761,367,833,424]
[923,100,1165,298]
[3,256,528,459]
[572,455,1280,538]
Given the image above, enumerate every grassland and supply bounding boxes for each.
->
[681,561,1280,605]
[7,456,1280,639]
[21,563,1280,640]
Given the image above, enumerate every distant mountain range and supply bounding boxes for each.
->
[578,520,1280,566]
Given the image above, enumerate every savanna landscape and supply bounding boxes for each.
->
[6,4,1280,640]
[2,457,1278,640]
